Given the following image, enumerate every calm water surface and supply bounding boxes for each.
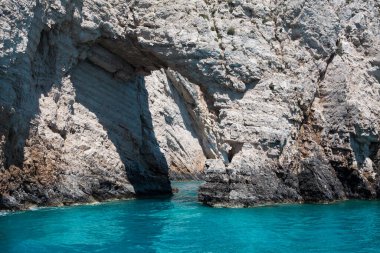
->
[1,181,380,253]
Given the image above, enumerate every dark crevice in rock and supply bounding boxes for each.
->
[318,47,337,83]
[4,126,23,168]
[298,155,346,202]
[87,43,136,81]
[99,37,167,71]
[47,123,67,140]
[334,166,374,199]
[294,39,339,149]
[349,133,379,166]
[227,141,243,163]
[128,6,139,28]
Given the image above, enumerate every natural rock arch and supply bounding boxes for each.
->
[1,0,380,210]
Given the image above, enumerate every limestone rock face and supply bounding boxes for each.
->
[0,0,379,209]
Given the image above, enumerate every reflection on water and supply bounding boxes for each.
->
[1,181,380,253]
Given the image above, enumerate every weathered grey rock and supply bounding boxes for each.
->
[0,0,379,209]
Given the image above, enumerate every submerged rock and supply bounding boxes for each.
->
[0,0,379,209]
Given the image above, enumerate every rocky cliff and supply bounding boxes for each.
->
[0,0,379,210]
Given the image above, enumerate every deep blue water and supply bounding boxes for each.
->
[1,181,380,253]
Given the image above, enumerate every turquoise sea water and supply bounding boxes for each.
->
[1,181,380,253]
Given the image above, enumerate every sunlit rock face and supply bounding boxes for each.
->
[0,0,379,209]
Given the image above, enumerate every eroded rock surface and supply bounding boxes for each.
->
[0,0,379,209]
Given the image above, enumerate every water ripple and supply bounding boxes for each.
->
[0,181,380,253]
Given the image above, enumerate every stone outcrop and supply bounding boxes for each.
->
[0,0,379,209]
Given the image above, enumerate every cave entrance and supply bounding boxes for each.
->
[71,39,211,196]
